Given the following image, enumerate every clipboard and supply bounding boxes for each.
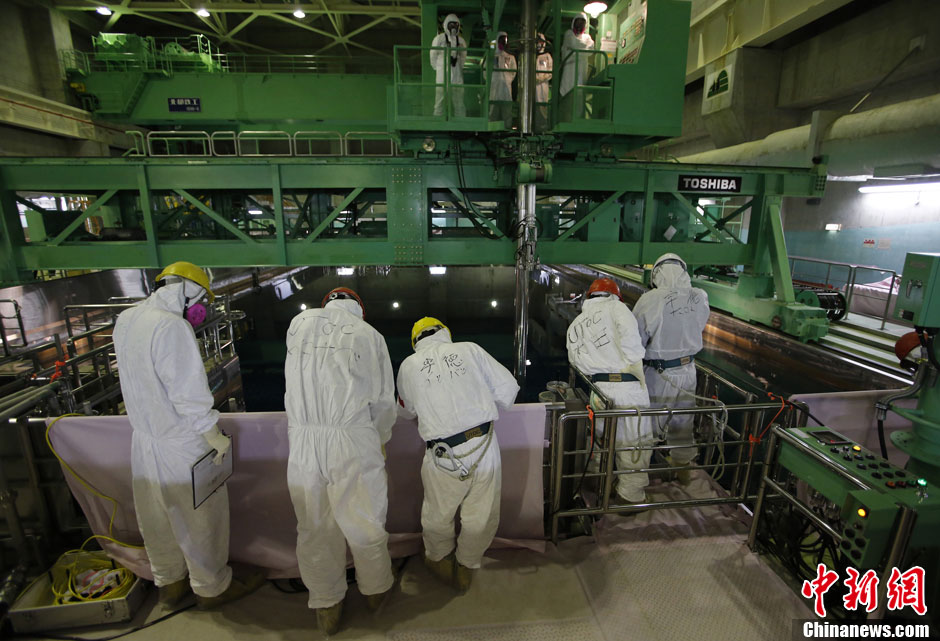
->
[191,435,234,509]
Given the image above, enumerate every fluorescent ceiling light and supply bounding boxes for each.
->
[196,8,210,17]
[248,209,262,215]
[824,223,842,231]
[430,207,446,214]
[337,267,354,276]
[392,301,400,309]
[293,8,306,19]
[300,303,307,310]
[96,6,112,15]
[583,2,608,18]
[525,359,532,366]
[429,266,447,275]
[858,181,940,194]
[490,299,498,308]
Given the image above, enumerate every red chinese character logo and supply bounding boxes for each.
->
[802,563,840,617]
[886,566,927,615]
[843,568,879,612]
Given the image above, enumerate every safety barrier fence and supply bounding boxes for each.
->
[0,300,28,358]
[548,399,800,542]
[555,49,611,126]
[789,255,902,330]
[131,130,398,158]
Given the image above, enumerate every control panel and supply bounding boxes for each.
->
[776,427,939,568]
[895,251,940,327]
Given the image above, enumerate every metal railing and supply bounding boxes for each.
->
[555,49,612,125]
[0,300,28,358]
[549,400,800,542]
[789,255,902,329]
[393,45,490,124]
[127,129,399,158]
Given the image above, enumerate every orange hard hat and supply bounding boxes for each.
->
[322,287,365,316]
[587,277,621,300]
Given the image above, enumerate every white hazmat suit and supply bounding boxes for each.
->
[113,281,232,597]
[567,295,653,503]
[534,35,553,132]
[430,14,468,117]
[284,299,397,609]
[560,13,594,98]
[488,32,517,128]
[633,254,710,466]
[397,329,519,569]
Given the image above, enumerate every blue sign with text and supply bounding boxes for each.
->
[168,98,201,113]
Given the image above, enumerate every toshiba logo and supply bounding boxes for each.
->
[678,175,742,193]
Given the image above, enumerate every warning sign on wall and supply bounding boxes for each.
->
[862,239,876,248]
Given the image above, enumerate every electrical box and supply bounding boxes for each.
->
[895,252,940,327]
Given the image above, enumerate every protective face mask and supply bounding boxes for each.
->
[184,302,207,328]
[448,23,458,35]
[573,20,585,35]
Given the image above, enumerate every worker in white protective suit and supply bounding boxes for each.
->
[430,13,468,117]
[633,254,710,484]
[284,287,396,635]
[560,13,594,118]
[567,277,653,504]
[534,32,553,133]
[397,317,519,592]
[488,31,516,128]
[113,261,264,610]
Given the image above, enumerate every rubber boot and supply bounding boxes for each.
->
[667,456,693,486]
[366,588,391,612]
[424,553,455,586]
[195,569,266,610]
[317,600,343,636]
[453,563,473,592]
[157,577,191,607]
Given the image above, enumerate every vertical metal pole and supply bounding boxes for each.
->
[881,272,896,330]
[517,0,535,134]
[870,506,916,620]
[513,0,538,382]
[747,428,779,549]
[550,415,567,543]
[16,417,53,547]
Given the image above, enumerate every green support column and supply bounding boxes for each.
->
[0,188,28,284]
[271,165,287,265]
[765,197,795,304]
[136,166,159,267]
[387,166,426,265]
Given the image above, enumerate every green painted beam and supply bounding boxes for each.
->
[447,187,506,239]
[556,190,626,242]
[306,187,365,242]
[670,189,741,244]
[49,189,117,245]
[174,189,257,244]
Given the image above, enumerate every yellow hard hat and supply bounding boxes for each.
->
[411,317,448,349]
[155,261,215,302]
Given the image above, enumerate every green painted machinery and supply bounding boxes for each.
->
[7,0,835,343]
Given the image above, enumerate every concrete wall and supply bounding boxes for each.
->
[0,2,73,102]
[783,180,940,280]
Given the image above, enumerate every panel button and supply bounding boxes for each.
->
[853,522,863,531]
[850,549,861,560]
[855,537,866,547]
[843,454,853,461]
[854,454,863,460]
[841,540,852,550]
[831,447,840,453]
[844,527,855,537]
[896,470,906,477]
[883,471,894,478]
[872,472,882,479]
[886,481,896,488]
[880,462,890,468]
[865,454,875,460]
[896,481,907,488]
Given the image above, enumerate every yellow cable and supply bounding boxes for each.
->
[45,414,144,550]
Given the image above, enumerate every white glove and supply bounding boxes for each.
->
[202,426,231,465]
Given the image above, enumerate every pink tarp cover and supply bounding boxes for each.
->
[48,405,547,579]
